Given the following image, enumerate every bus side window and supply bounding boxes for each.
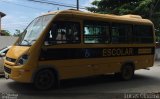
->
[84,21,110,44]
[134,25,153,44]
[44,21,80,45]
[66,23,80,43]
[111,23,132,44]
[111,26,119,43]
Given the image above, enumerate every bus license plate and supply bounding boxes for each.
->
[5,73,9,79]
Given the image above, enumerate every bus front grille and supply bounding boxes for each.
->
[4,66,11,74]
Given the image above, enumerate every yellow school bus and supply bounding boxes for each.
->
[4,9,155,90]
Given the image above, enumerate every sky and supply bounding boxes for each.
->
[0,0,94,35]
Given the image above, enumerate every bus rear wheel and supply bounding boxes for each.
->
[33,69,56,90]
[115,64,134,81]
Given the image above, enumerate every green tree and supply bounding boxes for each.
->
[0,30,11,36]
[14,29,22,37]
[87,0,159,17]
[87,0,160,42]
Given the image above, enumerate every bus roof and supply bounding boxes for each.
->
[44,9,153,25]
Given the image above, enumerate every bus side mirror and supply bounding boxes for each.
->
[0,53,5,57]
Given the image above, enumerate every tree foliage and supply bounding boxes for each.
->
[87,0,160,41]
[0,30,11,36]
[13,29,22,37]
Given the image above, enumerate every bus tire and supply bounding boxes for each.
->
[115,64,134,81]
[33,69,56,90]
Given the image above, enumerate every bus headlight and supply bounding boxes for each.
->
[17,54,29,65]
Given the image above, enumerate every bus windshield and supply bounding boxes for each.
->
[18,15,54,46]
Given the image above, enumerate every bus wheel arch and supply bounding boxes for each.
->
[115,61,135,81]
[32,67,59,90]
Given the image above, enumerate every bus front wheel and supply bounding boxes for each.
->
[33,69,56,90]
[115,64,134,81]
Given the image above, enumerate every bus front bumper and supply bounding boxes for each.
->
[4,64,33,83]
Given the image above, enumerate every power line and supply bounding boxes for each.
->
[38,0,77,7]
[0,0,49,11]
[27,0,85,9]
[38,0,88,8]
[28,0,78,9]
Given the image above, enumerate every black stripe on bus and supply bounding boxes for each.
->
[39,47,155,60]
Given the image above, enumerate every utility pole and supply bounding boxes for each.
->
[57,7,59,10]
[77,0,79,10]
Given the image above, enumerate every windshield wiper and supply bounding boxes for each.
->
[19,39,36,46]
[29,39,37,45]
[23,39,30,45]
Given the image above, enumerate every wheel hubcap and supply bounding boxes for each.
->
[36,70,54,89]
[123,66,133,79]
